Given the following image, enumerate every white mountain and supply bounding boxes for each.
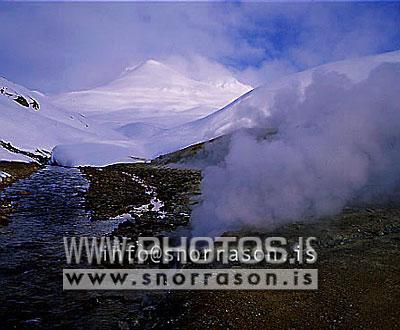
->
[53,59,252,128]
[53,50,400,166]
[0,60,251,165]
[2,51,400,166]
[141,50,400,157]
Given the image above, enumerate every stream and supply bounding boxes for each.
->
[0,166,160,329]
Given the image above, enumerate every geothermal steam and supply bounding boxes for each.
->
[192,63,400,235]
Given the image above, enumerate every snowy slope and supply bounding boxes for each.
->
[46,60,253,166]
[0,60,250,165]
[52,60,252,129]
[140,50,400,157]
[0,77,90,157]
[0,76,147,164]
[0,77,93,132]
[53,50,400,165]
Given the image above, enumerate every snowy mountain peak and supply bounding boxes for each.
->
[119,59,251,92]
[123,59,175,76]
[53,59,253,117]
[143,59,163,66]
[117,59,186,86]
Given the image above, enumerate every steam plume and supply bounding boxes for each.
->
[192,63,400,235]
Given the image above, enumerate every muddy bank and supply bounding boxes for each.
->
[0,161,41,225]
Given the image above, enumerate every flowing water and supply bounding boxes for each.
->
[0,166,158,329]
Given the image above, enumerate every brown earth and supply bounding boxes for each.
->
[145,210,400,329]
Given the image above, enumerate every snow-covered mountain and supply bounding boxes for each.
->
[0,60,251,165]
[0,76,148,164]
[52,50,400,166]
[2,51,400,166]
[53,60,252,128]
[141,50,400,157]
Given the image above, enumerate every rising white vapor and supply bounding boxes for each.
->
[192,63,400,235]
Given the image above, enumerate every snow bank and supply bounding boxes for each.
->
[51,143,144,167]
[0,171,11,182]
[0,148,33,163]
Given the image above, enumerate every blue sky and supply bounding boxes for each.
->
[0,2,399,93]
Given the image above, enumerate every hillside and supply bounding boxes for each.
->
[141,50,400,159]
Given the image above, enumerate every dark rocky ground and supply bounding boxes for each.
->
[0,161,41,190]
[138,208,400,329]
[81,164,201,236]
[80,163,400,329]
[0,161,41,225]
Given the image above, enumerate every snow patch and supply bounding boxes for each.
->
[120,172,167,220]
[0,171,11,182]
